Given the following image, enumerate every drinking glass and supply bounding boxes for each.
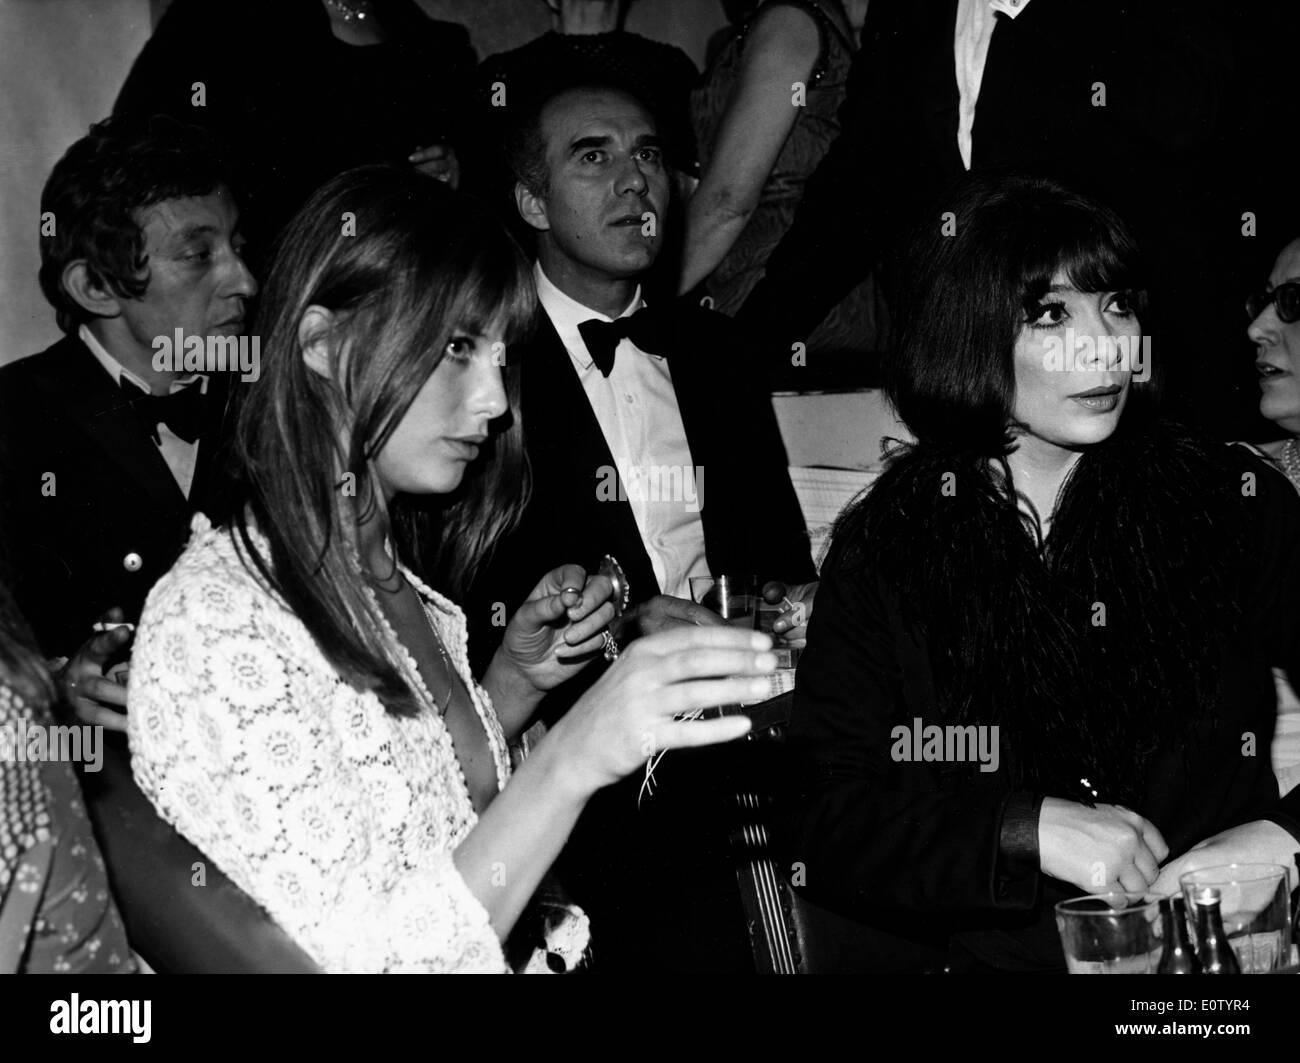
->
[1179,864,1293,973]
[689,575,757,629]
[1055,892,1163,974]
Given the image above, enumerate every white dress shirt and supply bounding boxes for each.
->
[79,324,205,498]
[533,263,710,600]
[954,0,1033,169]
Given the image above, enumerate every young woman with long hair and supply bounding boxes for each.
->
[779,172,1300,972]
[126,166,771,973]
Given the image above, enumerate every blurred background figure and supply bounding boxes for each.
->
[113,0,478,262]
[1243,235,1300,797]
[1247,237,1300,492]
[0,577,135,974]
[686,0,882,388]
[479,1,699,182]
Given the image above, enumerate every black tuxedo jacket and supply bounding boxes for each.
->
[0,334,234,657]
[467,300,815,671]
[464,298,814,972]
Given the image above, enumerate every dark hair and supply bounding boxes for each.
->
[38,113,231,333]
[504,96,552,200]
[504,81,659,199]
[232,165,537,717]
[830,175,1233,805]
[885,172,1151,454]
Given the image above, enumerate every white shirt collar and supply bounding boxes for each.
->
[533,262,645,371]
[80,323,153,393]
[78,323,206,396]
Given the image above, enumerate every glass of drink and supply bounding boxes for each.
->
[689,575,758,629]
[1179,864,1293,973]
[1055,892,1163,974]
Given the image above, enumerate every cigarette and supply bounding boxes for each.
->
[93,622,135,633]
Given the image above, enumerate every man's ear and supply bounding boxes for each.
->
[299,305,337,379]
[515,181,550,234]
[61,261,123,319]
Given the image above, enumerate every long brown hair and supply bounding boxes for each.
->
[231,166,537,716]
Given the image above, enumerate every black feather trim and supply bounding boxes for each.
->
[836,421,1247,807]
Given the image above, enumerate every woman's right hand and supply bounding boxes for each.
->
[1037,797,1169,895]
[58,606,133,732]
[547,625,775,796]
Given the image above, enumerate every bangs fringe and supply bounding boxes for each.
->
[1017,199,1144,305]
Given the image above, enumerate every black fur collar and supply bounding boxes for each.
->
[837,420,1248,805]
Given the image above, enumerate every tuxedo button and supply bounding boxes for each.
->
[123,552,143,573]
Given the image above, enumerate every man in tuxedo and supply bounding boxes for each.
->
[473,82,815,657]
[466,83,815,971]
[0,115,256,726]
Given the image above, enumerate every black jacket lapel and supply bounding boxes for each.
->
[524,318,661,598]
[189,371,236,515]
[37,337,188,519]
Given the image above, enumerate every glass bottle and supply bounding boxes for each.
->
[1191,886,1241,975]
[1157,895,1200,974]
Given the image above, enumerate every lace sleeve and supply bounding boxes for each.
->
[127,548,508,973]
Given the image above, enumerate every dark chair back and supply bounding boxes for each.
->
[727,692,885,973]
[82,736,321,973]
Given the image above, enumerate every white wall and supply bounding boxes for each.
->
[0,0,153,365]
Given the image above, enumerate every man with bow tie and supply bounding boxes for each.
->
[465,83,815,972]
[471,82,815,659]
[0,115,256,728]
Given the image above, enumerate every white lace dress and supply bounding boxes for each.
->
[128,515,586,973]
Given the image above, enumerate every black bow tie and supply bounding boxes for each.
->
[120,377,206,444]
[577,307,670,377]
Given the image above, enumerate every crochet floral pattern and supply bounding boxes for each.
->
[130,515,587,973]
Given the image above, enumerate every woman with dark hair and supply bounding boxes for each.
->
[1245,236,1300,492]
[1242,237,1300,795]
[0,577,135,973]
[780,172,1300,972]
[126,166,771,973]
